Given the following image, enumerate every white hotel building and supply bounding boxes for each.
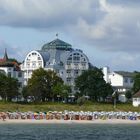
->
[21,38,89,93]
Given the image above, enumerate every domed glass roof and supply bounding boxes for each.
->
[42,39,72,50]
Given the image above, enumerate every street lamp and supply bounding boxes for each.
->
[112,90,117,109]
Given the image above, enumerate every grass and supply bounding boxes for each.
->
[0,101,140,112]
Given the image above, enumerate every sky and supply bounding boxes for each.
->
[0,0,140,71]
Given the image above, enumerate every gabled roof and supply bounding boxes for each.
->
[42,38,72,50]
[0,50,20,71]
[114,71,134,77]
[133,91,140,98]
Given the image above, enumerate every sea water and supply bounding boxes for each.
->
[0,124,140,140]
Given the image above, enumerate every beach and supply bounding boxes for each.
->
[1,119,140,124]
[1,111,140,124]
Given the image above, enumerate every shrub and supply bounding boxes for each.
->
[77,96,86,106]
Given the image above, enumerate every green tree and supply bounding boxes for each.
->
[61,84,71,102]
[27,68,63,102]
[22,86,30,102]
[53,84,71,102]
[132,72,140,93]
[125,90,132,100]
[52,83,63,101]
[28,68,47,102]
[77,96,86,106]
[46,70,63,101]
[6,76,19,101]
[0,73,19,101]
[0,73,7,100]
[75,68,113,102]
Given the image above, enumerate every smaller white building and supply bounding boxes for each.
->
[133,91,140,107]
[102,67,134,102]
[0,49,24,88]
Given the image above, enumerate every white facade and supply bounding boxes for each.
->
[103,67,133,91]
[108,72,133,89]
[20,50,44,85]
[0,49,24,88]
[103,66,110,83]
[0,66,24,88]
[102,67,134,102]
[133,98,140,107]
[132,91,140,107]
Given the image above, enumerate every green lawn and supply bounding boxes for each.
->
[0,102,140,112]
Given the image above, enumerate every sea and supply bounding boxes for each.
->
[0,124,140,140]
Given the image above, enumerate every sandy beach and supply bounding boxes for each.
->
[1,111,140,124]
[1,119,140,124]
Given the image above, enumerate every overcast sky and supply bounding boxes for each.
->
[0,0,140,71]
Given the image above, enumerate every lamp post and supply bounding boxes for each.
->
[114,96,116,109]
[112,90,117,109]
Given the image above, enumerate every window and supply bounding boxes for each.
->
[27,63,30,68]
[133,98,137,102]
[74,63,78,66]
[68,57,72,60]
[73,56,80,61]
[18,82,22,87]
[124,78,128,83]
[74,70,79,76]
[130,78,134,83]
[81,62,86,66]
[38,62,42,67]
[32,52,37,55]
[67,70,71,73]
[18,72,22,77]
[32,62,36,67]
[74,70,78,74]
[59,61,63,66]
[67,78,71,82]
[81,58,86,62]
[38,57,41,60]
[67,62,71,65]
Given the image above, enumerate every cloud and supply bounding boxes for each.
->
[0,0,139,53]
[109,53,140,71]
[0,39,24,61]
[0,0,140,70]
[70,0,140,53]
[0,0,99,28]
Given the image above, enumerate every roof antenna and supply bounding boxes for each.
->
[56,33,58,39]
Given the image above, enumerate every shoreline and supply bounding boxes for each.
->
[1,119,140,124]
